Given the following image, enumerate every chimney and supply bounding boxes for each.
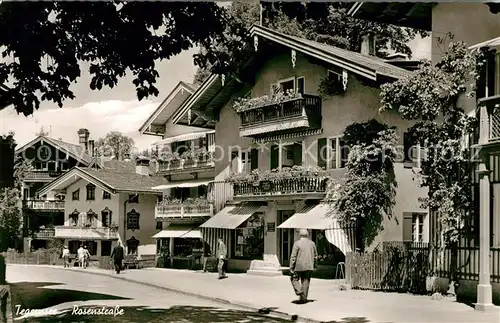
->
[135,156,151,176]
[361,33,376,56]
[77,128,90,151]
[88,140,95,157]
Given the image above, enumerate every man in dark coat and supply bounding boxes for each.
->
[290,229,317,304]
[110,241,124,274]
[217,237,228,279]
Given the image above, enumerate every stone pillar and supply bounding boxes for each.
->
[475,104,495,311]
[476,161,494,311]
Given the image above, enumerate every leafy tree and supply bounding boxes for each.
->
[380,41,481,285]
[193,2,429,82]
[95,131,135,160]
[330,119,398,251]
[0,187,22,252]
[0,2,228,116]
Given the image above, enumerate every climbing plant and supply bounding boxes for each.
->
[330,119,398,251]
[379,40,482,284]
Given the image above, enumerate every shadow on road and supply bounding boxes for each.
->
[14,305,297,322]
[9,282,129,314]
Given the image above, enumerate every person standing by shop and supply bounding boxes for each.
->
[290,229,317,304]
[62,246,70,268]
[77,245,85,268]
[110,241,124,274]
[217,237,227,279]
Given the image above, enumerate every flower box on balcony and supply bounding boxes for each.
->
[233,89,302,113]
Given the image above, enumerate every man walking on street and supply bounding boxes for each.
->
[217,237,227,279]
[62,246,70,268]
[290,229,317,304]
[110,241,124,274]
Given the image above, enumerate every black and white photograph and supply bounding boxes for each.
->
[0,1,499,322]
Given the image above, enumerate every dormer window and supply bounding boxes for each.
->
[86,184,95,201]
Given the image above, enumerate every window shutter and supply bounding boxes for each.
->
[293,143,302,166]
[317,138,327,169]
[270,145,279,170]
[402,212,413,242]
[297,77,305,94]
[250,148,258,170]
[487,51,496,97]
[477,56,487,99]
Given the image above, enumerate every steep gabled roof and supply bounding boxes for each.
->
[250,25,411,81]
[15,136,92,165]
[37,166,168,196]
[138,81,197,136]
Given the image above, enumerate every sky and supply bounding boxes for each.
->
[0,35,431,152]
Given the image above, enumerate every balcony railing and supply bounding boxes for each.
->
[157,156,215,174]
[237,94,322,137]
[24,170,63,181]
[23,200,65,210]
[54,226,118,240]
[155,202,213,220]
[34,228,55,238]
[231,176,328,200]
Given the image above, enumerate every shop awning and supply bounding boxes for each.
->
[325,220,353,256]
[277,203,335,230]
[152,226,202,239]
[154,130,215,145]
[199,203,266,229]
[277,203,353,255]
[152,179,213,190]
[469,37,500,50]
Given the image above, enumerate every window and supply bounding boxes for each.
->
[47,161,56,171]
[128,194,139,203]
[231,212,265,260]
[59,161,69,171]
[86,184,95,201]
[477,49,499,99]
[126,237,140,255]
[318,137,347,170]
[69,210,79,227]
[101,207,112,228]
[72,189,80,201]
[240,149,251,173]
[403,212,427,242]
[86,209,96,227]
[327,69,342,84]
[156,221,162,230]
[34,161,48,171]
[403,132,423,168]
[271,77,296,94]
[102,191,111,200]
[126,209,140,230]
[101,241,112,256]
[297,77,305,95]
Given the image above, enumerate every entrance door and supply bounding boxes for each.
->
[278,210,295,267]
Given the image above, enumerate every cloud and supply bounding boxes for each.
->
[0,99,159,151]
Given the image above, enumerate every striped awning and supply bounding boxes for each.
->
[325,221,353,256]
[277,203,335,230]
[200,203,266,229]
[152,226,202,239]
[252,128,323,144]
[152,179,213,190]
[154,130,215,145]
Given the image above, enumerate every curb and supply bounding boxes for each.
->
[9,265,323,323]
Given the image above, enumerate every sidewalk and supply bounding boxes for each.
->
[25,265,500,323]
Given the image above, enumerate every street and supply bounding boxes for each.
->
[6,265,289,322]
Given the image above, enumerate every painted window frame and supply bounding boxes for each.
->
[239,148,252,174]
[326,136,345,170]
[411,212,426,242]
[86,184,96,201]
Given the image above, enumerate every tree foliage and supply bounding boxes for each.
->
[380,41,480,247]
[0,2,228,115]
[331,119,398,251]
[0,187,22,252]
[193,2,429,83]
[95,131,135,160]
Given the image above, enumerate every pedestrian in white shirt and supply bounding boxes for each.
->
[62,246,70,268]
[77,245,85,268]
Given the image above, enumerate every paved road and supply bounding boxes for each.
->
[7,265,289,322]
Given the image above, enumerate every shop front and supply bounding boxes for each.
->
[277,202,354,279]
[153,225,207,270]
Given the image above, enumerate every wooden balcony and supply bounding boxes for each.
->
[231,176,328,201]
[34,228,55,239]
[24,170,63,182]
[237,94,322,138]
[157,156,215,175]
[54,226,118,240]
[476,95,500,154]
[155,202,213,222]
[23,200,65,211]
